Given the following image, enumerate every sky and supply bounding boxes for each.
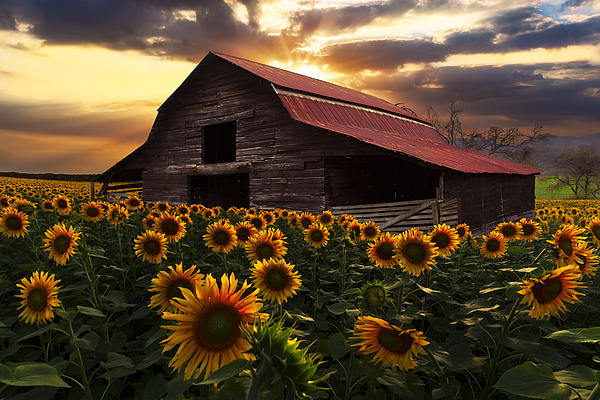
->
[1,0,599,174]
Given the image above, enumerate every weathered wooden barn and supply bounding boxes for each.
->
[98,51,540,233]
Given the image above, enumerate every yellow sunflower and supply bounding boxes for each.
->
[317,211,335,226]
[52,195,72,215]
[81,202,104,222]
[495,221,522,241]
[134,230,168,264]
[570,243,598,277]
[142,215,157,230]
[299,212,316,230]
[41,200,54,211]
[125,195,144,211]
[549,224,586,263]
[16,271,61,325]
[234,221,257,245]
[0,207,29,238]
[106,205,129,226]
[247,215,267,231]
[176,204,190,216]
[287,212,300,228]
[155,201,171,213]
[361,221,381,241]
[519,218,541,242]
[455,223,470,241]
[480,231,508,259]
[346,221,363,244]
[0,195,12,209]
[395,228,438,276]
[245,228,288,263]
[588,218,600,246]
[190,204,201,214]
[250,258,302,304]
[149,263,204,313]
[367,232,397,268]
[352,316,429,371]
[42,223,81,265]
[303,223,330,248]
[260,211,275,225]
[161,273,268,380]
[427,224,459,257]
[518,266,585,320]
[204,219,238,253]
[155,214,186,243]
[201,209,214,220]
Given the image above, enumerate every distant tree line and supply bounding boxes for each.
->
[0,172,99,182]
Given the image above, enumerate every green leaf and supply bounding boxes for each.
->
[416,283,442,295]
[494,362,571,400]
[76,306,105,317]
[16,324,53,343]
[198,359,249,385]
[554,365,598,388]
[0,363,70,388]
[327,302,352,315]
[545,328,600,344]
[328,332,348,360]
[101,352,135,370]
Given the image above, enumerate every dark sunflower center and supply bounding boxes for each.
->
[129,199,140,207]
[264,216,273,223]
[27,288,48,312]
[486,238,500,252]
[377,329,413,355]
[0,199,8,207]
[194,306,241,350]
[167,279,194,299]
[161,220,179,236]
[53,235,71,254]
[575,254,587,269]
[237,228,250,242]
[365,286,386,308]
[501,226,516,237]
[301,218,312,229]
[431,233,451,249]
[143,239,161,255]
[532,277,563,304]
[57,199,68,209]
[456,227,466,237]
[310,229,324,243]
[403,242,426,264]
[256,243,275,260]
[522,224,534,236]
[592,226,600,240]
[86,207,100,217]
[145,219,155,228]
[557,237,572,256]
[158,204,167,211]
[251,218,262,229]
[376,242,395,260]
[265,268,290,291]
[364,226,376,238]
[213,230,231,246]
[178,208,188,215]
[5,215,22,230]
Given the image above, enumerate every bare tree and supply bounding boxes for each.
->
[426,100,462,146]
[548,145,600,199]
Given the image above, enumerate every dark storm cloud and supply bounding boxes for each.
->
[561,0,592,9]
[486,7,554,35]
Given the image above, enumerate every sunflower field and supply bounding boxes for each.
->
[1,176,600,400]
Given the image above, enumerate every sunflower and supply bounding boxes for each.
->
[317,211,335,226]
[11,198,36,214]
[395,228,438,276]
[234,221,257,244]
[261,211,275,225]
[143,215,157,230]
[361,221,381,241]
[204,220,238,253]
[125,195,144,211]
[367,233,397,268]
[245,228,288,263]
[287,212,300,228]
[480,231,508,259]
[518,266,585,320]
[427,224,459,257]
[455,223,470,241]
[298,212,316,230]
[247,215,266,231]
[201,209,214,220]
[495,221,522,241]
[250,258,302,304]
[149,263,204,313]
[42,223,81,265]
[190,204,201,214]
[16,271,61,325]
[346,221,363,244]
[548,224,586,262]
[0,195,12,209]
[52,196,72,215]
[0,207,29,238]
[303,223,330,248]
[106,205,129,226]
[81,202,104,222]
[519,218,541,242]
[361,281,388,310]
[588,218,600,246]
[155,214,186,243]
[41,200,54,211]
[161,273,268,380]
[352,316,429,371]
[570,243,598,277]
[155,201,171,213]
[134,230,168,264]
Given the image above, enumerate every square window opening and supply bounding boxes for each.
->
[203,121,236,164]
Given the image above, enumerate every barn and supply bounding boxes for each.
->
[98,51,540,234]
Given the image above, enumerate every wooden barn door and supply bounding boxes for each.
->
[189,173,249,208]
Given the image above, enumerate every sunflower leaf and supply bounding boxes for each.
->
[494,362,572,400]
[76,306,105,317]
[198,359,249,385]
[0,363,70,388]
[545,328,600,344]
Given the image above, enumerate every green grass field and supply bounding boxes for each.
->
[535,175,574,199]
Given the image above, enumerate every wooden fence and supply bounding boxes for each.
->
[98,181,143,201]
[330,198,460,234]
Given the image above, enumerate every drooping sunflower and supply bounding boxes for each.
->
[351,316,429,371]
[588,218,600,246]
[361,281,388,310]
[317,211,335,226]
[480,231,508,259]
[361,221,381,241]
[303,223,330,248]
[148,263,204,313]
[495,221,522,241]
[250,258,302,304]
[42,223,81,265]
[81,202,104,222]
[455,223,470,241]
[245,228,288,263]
[134,230,168,264]
[106,205,129,226]
[367,232,397,268]
[235,221,257,244]
[161,273,268,380]
[519,218,541,242]
[548,224,586,262]
[427,224,459,257]
[16,271,61,325]
[125,195,144,211]
[52,195,72,215]
[570,243,598,277]
[0,207,29,238]
[155,214,186,243]
[395,228,438,276]
[204,219,238,253]
[518,266,585,320]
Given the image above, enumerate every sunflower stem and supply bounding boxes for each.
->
[66,318,92,400]
[246,362,269,400]
[588,383,600,400]
[343,350,355,400]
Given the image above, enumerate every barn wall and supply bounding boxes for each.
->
[444,172,536,232]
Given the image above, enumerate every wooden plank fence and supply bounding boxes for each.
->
[99,181,143,201]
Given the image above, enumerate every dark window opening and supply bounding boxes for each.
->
[203,121,236,164]
[189,173,249,208]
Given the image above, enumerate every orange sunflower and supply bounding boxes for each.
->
[548,224,586,263]
[298,212,316,230]
[149,263,204,313]
[519,218,541,242]
[570,243,598,277]
[250,258,302,304]
[352,316,429,371]
[518,266,585,320]
[495,221,522,241]
[317,211,335,226]
[234,221,257,244]
[106,205,129,226]
[395,228,438,276]
[42,223,81,265]
[204,219,238,253]
[346,220,363,244]
[303,223,330,248]
[134,230,168,264]
[155,214,186,243]
[125,195,144,211]
[588,218,600,246]
[161,273,268,380]
[52,196,72,215]
[245,228,288,263]
[247,215,267,231]
[367,232,397,268]
[427,224,459,257]
[455,223,470,241]
[480,231,508,259]
[360,221,381,241]
[81,202,104,222]
[16,271,61,325]
[0,207,29,238]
